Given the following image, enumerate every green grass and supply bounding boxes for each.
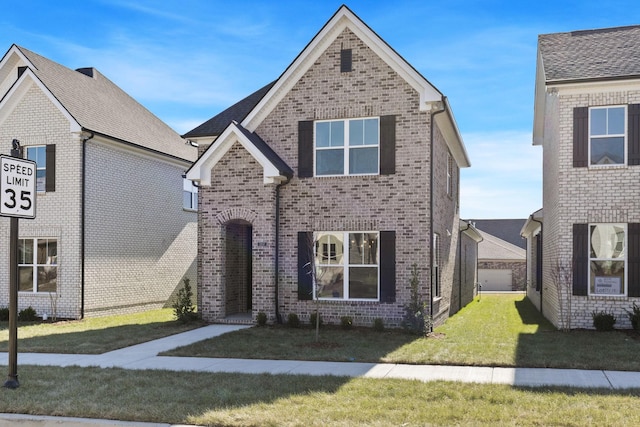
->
[1,366,640,426]
[165,295,640,371]
[0,308,204,354]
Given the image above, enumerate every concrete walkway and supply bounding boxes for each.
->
[2,323,640,425]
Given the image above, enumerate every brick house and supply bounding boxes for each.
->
[0,45,198,319]
[523,25,640,329]
[185,6,479,327]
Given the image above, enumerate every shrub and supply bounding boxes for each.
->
[592,310,616,331]
[340,316,353,330]
[402,264,431,335]
[310,312,323,328]
[0,307,9,321]
[256,312,268,326]
[18,306,38,322]
[288,313,300,328]
[173,278,198,323]
[625,303,640,331]
[372,318,384,332]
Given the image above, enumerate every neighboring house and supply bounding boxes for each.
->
[0,45,198,319]
[524,25,640,329]
[467,219,526,292]
[185,5,479,328]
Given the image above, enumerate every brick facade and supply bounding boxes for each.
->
[0,58,196,319]
[196,22,474,328]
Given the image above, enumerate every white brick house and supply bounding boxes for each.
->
[0,45,198,319]
[186,6,480,327]
[523,25,640,329]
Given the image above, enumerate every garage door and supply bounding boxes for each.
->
[479,269,512,292]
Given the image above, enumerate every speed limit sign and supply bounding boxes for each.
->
[1,155,36,219]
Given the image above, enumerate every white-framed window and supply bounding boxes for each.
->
[433,233,441,298]
[314,231,379,300]
[589,106,626,166]
[315,117,379,176]
[183,178,198,210]
[589,223,626,296]
[18,238,57,293]
[26,146,46,192]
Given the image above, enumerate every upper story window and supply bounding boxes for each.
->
[26,146,47,192]
[183,178,198,210]
[589,223,626,296]
[446,152,453,196]
[315,118,379,176]
[589,106,626,166]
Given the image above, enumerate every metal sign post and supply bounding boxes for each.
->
[1,140,36,389]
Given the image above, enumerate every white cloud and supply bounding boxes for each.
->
[460,130,542,219]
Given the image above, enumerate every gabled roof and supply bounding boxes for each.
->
[183,81,275,139]
[478,230,526,261]
[538,25,640,84]
[0,45,195,162]
[186,121,293,185]
[466,219,527,249]
[185,5,470,169]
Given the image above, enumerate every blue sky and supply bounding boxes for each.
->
[2,1,640,219]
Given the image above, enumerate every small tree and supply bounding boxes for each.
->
[550,257,573,332]
[402,263,431,335]
[173,278,197,322]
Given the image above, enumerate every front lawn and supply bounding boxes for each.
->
[164,294,640,371]
[0,308,203,354]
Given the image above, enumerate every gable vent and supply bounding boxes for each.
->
[340,49,352,72]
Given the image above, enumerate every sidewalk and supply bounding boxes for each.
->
[2,323,640,425]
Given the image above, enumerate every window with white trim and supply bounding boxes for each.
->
[18,238,57,293]
[589,223,626,296]
[315,118,379,176]
[589,106,626,166]
[314,231,379,300]
[183,178,198,210]
[26,146,47,192]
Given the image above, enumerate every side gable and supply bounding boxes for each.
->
[186,121,293,185]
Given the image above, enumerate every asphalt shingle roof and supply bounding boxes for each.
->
[16,46,195,162]
[182,81,276,139]
[539,25,640,83]
[465,219,527,249]
[478,231,526,261]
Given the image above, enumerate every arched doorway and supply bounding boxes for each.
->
[224,220,253,317]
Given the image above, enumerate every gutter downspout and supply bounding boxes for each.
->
[529,215,544,315]
[81,131,94,319]
[275,177,291,324]
[430,100,447,332]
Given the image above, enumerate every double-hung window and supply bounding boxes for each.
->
[589,106,626,166]
[433,233,441,298]
[26,146,47,192]
[589,224,626,295]
[314,231,379,300]
[183,178,198,210]
[18,238,57,293]
[315,118,379,176]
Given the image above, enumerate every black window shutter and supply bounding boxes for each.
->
[628,223,640,297]
[298,121,314,178]
[572,223,588,296]
[379,115,396,175]
[379,231,396,303]
[628,104,640,165]
[46,144,56,192]
[573,107,589,168]
[340,49,352,72]
[297,231,313,300]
